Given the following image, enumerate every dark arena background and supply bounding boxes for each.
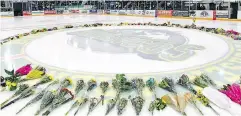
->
[1,0,241,116]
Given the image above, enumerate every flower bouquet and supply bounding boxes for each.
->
[87,97,103,115]
[117,98,128,115]
[87,79,97,92]
[65,25,74,28]
[105,98,117,115]
[132,78,145,96]
[1,88,35,109]
[130,96,145,116]
[146,78,157,97]
[32,75,54,87]
[148,100,156,115]
[100,81,109,105]
[16,79,59,114]
[73,97,88,116]
[66,97,88,116]
[184,93,203,115]
[24,66,46,82]
[1,84,29,106]
[57,77,73,91]
[220,83,241,105]
[148,97,167,115]
[196,90,219,115]
[39,28,47,32]
[162,94,188,115]
[112,74,133,98]
[75,79,85,95]
[193,77,208,88]
[177,74,197,94]
[3,64,32,91]
[42,88,74,115]
[158,77,177,94]
[35,90,56,115]
[199,74,216,87]
[31,29,39,34]
[52,27,58,30]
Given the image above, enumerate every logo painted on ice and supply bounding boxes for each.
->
[67,29,205,61]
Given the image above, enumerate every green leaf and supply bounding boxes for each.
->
[4,69,14,76]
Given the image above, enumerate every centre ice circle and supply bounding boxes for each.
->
[25,26,230,73]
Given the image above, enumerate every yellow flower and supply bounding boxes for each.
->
[66,77,73,85]
[26,69,44,79]
[6,81,11,86]
[51,90,57,94]
[47,75,54,81]
[11,82,17,86]
[90,78,96,82]
[161,98,166,104]
[19,34,23,37]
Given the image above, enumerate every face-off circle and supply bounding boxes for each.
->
[25,26,230,73]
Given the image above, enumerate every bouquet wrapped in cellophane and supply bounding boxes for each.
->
[35,90,56,115]
[1,87,35,109]
[100,81,109,105]
[177,74,197,94]
[117,98,128,115]
[132,78,145,97]
[42,88,74,115]
[193,77,208,88]
[16,79,59,114]
[158,77,177,94]
[1,84,29,106]
[130,96,145,116]
[146,78,156,96]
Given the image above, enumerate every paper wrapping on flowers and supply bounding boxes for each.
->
[162,94,187,115]
[26,66,46,79]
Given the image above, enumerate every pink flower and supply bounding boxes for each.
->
[220,84,241,105]
[15,64,32,76]
[227,30,239,35]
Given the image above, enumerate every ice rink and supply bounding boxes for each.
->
[1,15,241,116]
